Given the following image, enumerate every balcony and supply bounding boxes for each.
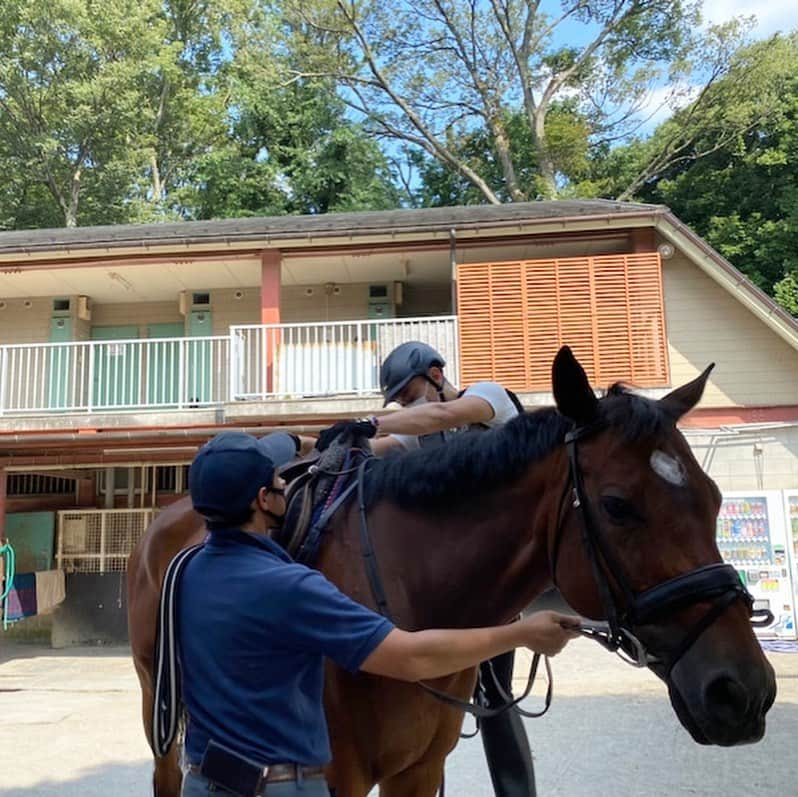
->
[0,316,458,416]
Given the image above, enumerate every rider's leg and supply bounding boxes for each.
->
[478,651,536,797]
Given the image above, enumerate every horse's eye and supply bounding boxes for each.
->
[601,495,635,523]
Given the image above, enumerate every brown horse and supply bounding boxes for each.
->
[127,347,776,797]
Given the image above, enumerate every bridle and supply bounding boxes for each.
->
[551,420,773,677]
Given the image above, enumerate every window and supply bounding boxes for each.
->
[456,253,669,391]
[8,474,75,496]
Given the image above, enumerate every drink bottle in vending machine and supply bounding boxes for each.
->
[716,490,795,638]
[783,490,798,638]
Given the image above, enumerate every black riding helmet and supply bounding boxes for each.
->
[379,341,446,405]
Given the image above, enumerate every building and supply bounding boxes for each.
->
[0,199,796,643]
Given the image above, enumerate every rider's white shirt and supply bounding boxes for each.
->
[390,381,519,451]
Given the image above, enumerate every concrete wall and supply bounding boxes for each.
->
[686,426,798,492]
[0,297,54,343]
[280,282,452,323]
[662,253,798,407]
[209,288,260,334]
[280,283,370,322]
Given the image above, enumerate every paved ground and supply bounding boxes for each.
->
[1,639,796,796]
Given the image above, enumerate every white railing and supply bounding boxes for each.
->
[0,315,459,413]
[0,336,229,414]
[230,316,459,400]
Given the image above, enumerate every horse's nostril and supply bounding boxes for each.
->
[703,676,751,725]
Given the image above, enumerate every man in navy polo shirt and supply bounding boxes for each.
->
[178,431,579,797]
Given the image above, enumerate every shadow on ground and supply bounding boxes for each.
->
[0,761,151,797]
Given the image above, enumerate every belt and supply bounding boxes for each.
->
[188,763,326,785]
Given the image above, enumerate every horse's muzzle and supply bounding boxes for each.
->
[668,660,777,747]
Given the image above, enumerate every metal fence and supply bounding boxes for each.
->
[55,509,155,573]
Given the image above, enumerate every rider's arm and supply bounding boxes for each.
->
[360,612,580,682]
[296,435,317,457]
[375,395,494,437]
[370,435,406,456]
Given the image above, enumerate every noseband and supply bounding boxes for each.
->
[552,421,772,677]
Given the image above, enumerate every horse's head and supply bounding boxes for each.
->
[549,346,776,747]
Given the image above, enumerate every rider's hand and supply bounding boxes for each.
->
[519,611,581,657]
[315,418,378,452]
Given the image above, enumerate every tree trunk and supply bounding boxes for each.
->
[150,153,163,205]
[65,167,82,228]
[533,111,557,199]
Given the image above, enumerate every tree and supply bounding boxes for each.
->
[413,102,592,206]
[177,10,401,218]
[627,34,798,303]
[0,0,166,227]
[133,0,254,219]
[287,0,760,203]
[597,34,797,201]
[775,272,798,316]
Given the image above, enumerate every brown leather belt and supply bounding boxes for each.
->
[188,762,325,785]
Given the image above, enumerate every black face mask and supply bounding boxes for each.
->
[264,486,286,524]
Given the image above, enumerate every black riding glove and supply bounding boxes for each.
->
[315,419,377,452]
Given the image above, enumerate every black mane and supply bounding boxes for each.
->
[364,385,675,512]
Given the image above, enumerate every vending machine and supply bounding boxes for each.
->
[716,490,796,638]
[783,490,798,634]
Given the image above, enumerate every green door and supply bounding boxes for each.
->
[147,323,184,406]
[48,316,73,409]
[187,311,212,404]
[91,325,141,409]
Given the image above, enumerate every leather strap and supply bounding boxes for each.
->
[187,763,325,784]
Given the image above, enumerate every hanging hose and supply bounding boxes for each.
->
[1,540,16,631]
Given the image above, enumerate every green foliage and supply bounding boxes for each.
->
[0,0,399,227]
[624,34,798,301]
[0,0,165,226]
[774,272,798,316]
[414,103,589,206]
[289,0,753,202]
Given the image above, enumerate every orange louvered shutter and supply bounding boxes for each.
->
[456,252,669,391]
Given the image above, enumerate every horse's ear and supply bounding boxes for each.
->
[659,363,715,422]
[552,346,599,425]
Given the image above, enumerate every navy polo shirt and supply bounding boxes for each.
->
[177,529,394,766]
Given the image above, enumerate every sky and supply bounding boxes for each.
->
[702,0,794,38]
[632,1,794,132]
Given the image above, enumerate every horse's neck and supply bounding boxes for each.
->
[361,453,565,630]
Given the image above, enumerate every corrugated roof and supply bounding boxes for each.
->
[0,199,664,254]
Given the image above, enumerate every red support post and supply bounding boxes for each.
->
[261,250,282,391]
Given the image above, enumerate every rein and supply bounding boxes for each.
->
[552,420,773,676]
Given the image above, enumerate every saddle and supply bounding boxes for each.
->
[276,435,371,565]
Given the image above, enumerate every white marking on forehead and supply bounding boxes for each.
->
[650,450,687,487]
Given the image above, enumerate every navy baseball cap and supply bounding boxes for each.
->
[189,431,298,523]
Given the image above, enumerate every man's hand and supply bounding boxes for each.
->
[518,611,581,657]
[315,419,378,452]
